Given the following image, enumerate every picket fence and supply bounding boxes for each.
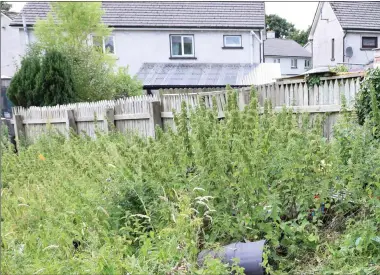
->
[10,73,364,143]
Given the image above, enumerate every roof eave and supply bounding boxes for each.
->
[343,27,380,32]
[9,23,265,29]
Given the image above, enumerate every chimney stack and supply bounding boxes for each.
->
[267,30,276,39]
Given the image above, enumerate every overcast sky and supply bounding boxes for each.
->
[9,1,318,31]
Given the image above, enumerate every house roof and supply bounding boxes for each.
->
[10,1,265,29]
[136,63,259,87]
[330,2,380,31]
[264,39,311,58]
[1,11,18,20]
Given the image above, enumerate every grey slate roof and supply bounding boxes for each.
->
[10,1,265,29]
[1,11,18,20]
[330,2,380,30]
[136,63,258,87]
[264,39,311,58]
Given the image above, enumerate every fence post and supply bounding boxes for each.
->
[105,107,115,133]
[149,100,162,138]
[14,114,25,147]
[65,109,77,137]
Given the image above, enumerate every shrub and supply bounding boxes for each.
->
[7,49,77,107]
[1,88,379,274]
[37,50,76,106]
[355,68,380,135]
[7,50,41,107]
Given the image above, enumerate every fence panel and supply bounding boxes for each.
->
[10,74,364,144]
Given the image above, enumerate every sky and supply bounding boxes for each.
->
[8,1,318,31]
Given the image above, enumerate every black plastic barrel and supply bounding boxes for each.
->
[197,240,266,275]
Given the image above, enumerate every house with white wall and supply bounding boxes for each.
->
[1,11,20,78]
[264,31,311,76]
[309,2,380,70]
[8,1,281,89]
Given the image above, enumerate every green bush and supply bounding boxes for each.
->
[7,49,77,107]
[1,88,379,274]
[355,68,380,135]
[37,50,76,106]
[7,51,41,107]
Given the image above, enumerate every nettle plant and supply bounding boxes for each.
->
[1,86,379,274]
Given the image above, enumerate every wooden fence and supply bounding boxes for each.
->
[10,73,364,143]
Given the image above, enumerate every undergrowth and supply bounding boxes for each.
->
[1,87,379,274]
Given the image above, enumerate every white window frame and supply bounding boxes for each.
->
[91,35,116,54]
[223,35,242,48]
[170,35,195,57]
[305,59,310,68]
[291,59,298,69]
[274,58,280,63]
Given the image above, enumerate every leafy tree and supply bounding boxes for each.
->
[0,1,12,11]
[112,67,143,99]
[289,26,311,46]
[266,14,311,46]
[7,50,41,108]
[37,50,76,106]
[34,2,141,102]
[266,14,296,38]
[7,49,77,107]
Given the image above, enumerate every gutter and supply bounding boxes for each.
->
[250,30,263,65]
[342,30,347,63]
[21,12,29,45]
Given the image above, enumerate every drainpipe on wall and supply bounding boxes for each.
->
[250,30,263,65]
[22,12,29,45]
[342,30,347,64]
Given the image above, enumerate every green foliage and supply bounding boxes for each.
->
[37,50,76,106]
[266,14,296,38]
[355,68,380,135]
[7,50,41,108]
[0,1,12,11]
[7,49,76,107]
[289,26,311,46]
[33,2,142,101]
[266,14,310,46]
[2,89,379,274]
[111,67,143,99]
[329,65,349,73]
[304,74,321,88]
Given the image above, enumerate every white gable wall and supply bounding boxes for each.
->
[311,2,344,68]
[17,28,262,76]
[264,56,311,76]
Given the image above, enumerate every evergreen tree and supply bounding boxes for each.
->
[37,50,76,106]
[7,53,41,108]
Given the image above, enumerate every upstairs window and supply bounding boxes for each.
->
[170,35,194,57]
[274,58,280,63]
[305,59,311,68]
[223,35,242,48]
[92,36,115,54]
[331,38,335,61]
[291,59,298,68]
[362,37,378,49]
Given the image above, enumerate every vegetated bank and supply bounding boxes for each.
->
[1,87,379,274]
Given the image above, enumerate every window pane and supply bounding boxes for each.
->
[104,36,114,54]
[225,36,241,46]
[363,37,377,47]
[93,36,103,52]
[183,36,193,55]
[171,36,182,56]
